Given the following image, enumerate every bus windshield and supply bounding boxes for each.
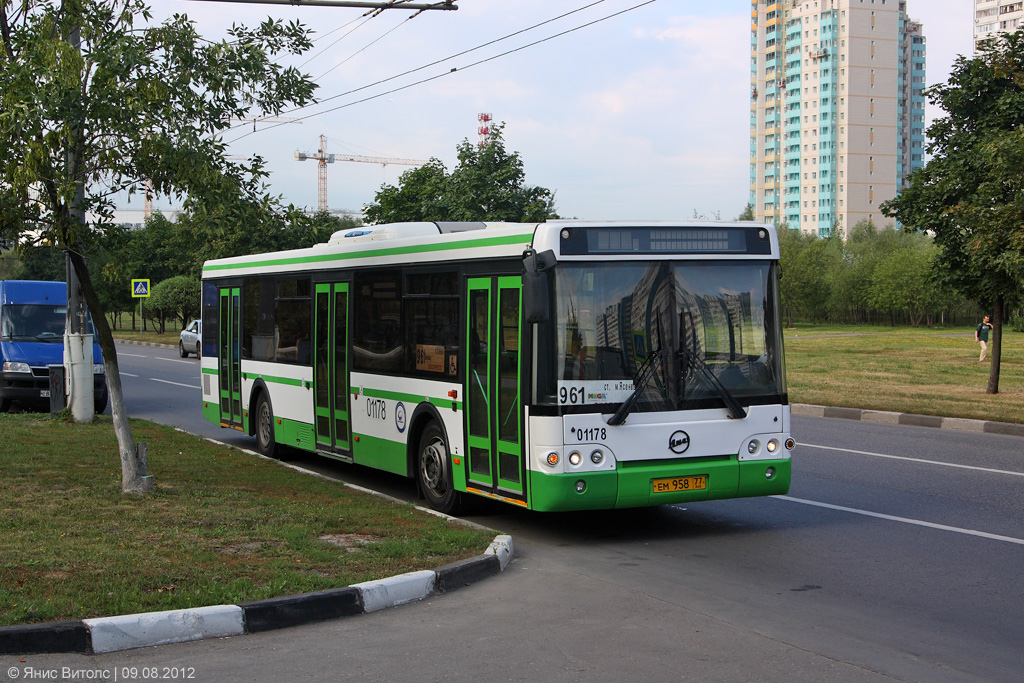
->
[544,261,786,413]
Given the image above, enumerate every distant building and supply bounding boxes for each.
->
[749,0,926,236]
[96,208,183,230]
[974,1,1023,52]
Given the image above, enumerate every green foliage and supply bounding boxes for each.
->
[881,31,1024,391]
[778,222,965,327]
[364,124,559,223]
[736,203,755,221]
[0,0,317,249]
[148,275,200,330]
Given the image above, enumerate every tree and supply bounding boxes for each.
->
[149,275,199,332]
[867,238,943,327]
[736,203,755,221]
[364,124,559,223]
[882,32,1024,394]
[0,0,317,491]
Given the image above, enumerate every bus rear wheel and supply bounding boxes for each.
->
[417,423,462,515]
[254,393,277,458]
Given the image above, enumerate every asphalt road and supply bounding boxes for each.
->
[12,342,1020,682]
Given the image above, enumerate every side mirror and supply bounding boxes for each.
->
[522,249,555,324]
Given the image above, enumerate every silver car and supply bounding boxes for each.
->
[179,319,201,358]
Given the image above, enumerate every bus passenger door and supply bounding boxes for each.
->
[465,277,524,502]
[218,287,242,429]
[314,283,351,456]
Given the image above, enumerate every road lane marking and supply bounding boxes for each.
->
[801,442,1024,478]
[120,372,139,377]
[118,353,149,358]
[150,378,200,389]
[155,358,195,365]
[774,495,1024,546]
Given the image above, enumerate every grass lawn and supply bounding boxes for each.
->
[0,414,494,627]
[784,324,1023,424]
[110,322,179,347]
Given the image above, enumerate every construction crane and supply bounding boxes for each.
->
[296,135,427,213]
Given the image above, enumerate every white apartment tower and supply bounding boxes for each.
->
[750,0,926,236]
[974,1,1023,52]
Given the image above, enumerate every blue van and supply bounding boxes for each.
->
[0,280,107,413]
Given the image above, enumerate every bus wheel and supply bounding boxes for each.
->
[417,423,461,514]
[254,393,277,458]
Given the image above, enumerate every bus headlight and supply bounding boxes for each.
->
[766,439,780,454]
[568,451,582,466]
[3,362,31,373]
[747,440,760,455]
[590,449,604,465]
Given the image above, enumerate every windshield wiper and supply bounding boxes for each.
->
[607,347,661,426]
[680,348,747,419]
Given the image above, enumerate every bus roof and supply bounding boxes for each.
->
[201,220,779,280]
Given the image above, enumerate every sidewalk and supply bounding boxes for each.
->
[791,403,1024,437]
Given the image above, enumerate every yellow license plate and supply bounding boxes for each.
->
[652,475,707,493]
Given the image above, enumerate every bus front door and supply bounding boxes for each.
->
[313,282,351,458]
[465,276,525,504]
[218,287,242,429]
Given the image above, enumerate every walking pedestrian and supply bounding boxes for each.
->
[975,315,993,362]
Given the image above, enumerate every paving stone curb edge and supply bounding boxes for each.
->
[790,403,1024,437]
[0,536,513,656]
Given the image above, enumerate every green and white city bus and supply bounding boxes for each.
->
[199,220,794,513]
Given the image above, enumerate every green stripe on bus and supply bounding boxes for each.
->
[203,366,305,387]
[202,232,533,274]
[361,387,463,412]
[245,373,305,387]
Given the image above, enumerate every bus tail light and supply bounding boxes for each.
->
[785,438,796,450]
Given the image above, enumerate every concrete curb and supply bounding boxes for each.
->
[1,536,514,655]
[114,338,175,349]
[792,403,1024,437]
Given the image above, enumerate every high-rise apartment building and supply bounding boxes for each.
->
[750,0,926,236]
[974,1,1023,52]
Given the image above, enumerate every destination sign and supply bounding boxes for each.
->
[559,226,772,256]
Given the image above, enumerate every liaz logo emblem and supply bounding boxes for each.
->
[395,402,407,433]
[669,430,690,454]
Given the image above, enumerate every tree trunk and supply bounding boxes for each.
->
[987,295,1003,395]
[68,251,153,493]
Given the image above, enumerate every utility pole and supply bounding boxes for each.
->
[65,23,94,423]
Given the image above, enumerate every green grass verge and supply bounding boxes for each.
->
[111,326,178,346]
[0,414,494,627]
[784,324,1023,424]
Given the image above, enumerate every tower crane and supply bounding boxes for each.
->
[296,134,427,213]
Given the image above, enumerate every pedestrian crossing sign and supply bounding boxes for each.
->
[131,279,151,298]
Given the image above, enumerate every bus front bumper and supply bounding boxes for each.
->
[526,456,792,512]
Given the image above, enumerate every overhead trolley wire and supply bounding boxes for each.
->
[228,0,655,141]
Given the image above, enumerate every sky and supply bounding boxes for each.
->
[140,0,975,221]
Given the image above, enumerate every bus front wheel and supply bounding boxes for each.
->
[254,393,277,458]
[417,423,461,515]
